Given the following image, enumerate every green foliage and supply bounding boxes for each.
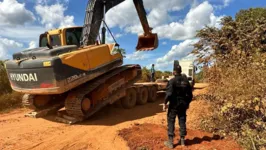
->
[0,60,22,112]
[0,92,22,112]
[164,71,172,75]
[155,70,172,80]
[194,70,203,83]
[201,61,266,150]
[139,67,151,82]
[193,8,266,66]
[193,8,266,149]
[138,67,172,82]
[236,8,266,24]
[113,48,126,57]
[0,61,12,94]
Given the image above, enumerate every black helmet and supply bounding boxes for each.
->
[174,64,182,74]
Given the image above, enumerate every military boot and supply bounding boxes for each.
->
[164,136,174,149]
[177,136,185,146]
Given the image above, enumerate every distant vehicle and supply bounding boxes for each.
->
[156,59,197,90]
[177,59,196,89]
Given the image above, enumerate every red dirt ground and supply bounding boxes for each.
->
[118,123,242,150]
[0,83,242,150]
[118,83,242,150]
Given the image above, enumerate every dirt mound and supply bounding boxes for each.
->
[119,123,242,150]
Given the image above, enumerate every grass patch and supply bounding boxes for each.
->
[0,92,22,112]
[0,60,23,112]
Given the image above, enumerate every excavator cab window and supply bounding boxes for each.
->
[65,28,82,46]
[39,33,48,47]
[50,35,61,46]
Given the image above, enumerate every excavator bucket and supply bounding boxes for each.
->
[136,33,158,51]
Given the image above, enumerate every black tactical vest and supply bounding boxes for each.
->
[174,74,189,98]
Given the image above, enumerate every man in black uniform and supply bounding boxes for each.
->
[163,64,193,148]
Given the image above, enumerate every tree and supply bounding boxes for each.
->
[192,8,266,66]
[164,71,172,75]
[194,70,203,83]
[192,8,266,150]
[139,67,150,82]
[0,61,12,94]
[113,48,126,58]
[236,8,266,24]
[138,67,172,82]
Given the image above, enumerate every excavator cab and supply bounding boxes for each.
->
[136,33,158,51]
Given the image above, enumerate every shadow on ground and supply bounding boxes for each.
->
[175,135,222,146]
[119,123,242,150]
[43,93,166,126]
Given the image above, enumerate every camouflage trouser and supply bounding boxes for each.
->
[167,105,187,138]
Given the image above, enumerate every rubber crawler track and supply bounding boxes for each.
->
[65,64,142,119]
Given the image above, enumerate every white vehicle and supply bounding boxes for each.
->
[178,59,196,89]
[156,59,197,90]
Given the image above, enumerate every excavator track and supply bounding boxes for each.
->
[23,93,67,118]
[64,64,141,120]
[22,94,37,110]
[22,94,55,110]
[22,94,62,110]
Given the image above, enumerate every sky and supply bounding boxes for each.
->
[0,0,265,71]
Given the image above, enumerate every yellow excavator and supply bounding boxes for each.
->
[4,0,158,123]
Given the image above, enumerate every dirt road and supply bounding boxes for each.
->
[0,83,241,150]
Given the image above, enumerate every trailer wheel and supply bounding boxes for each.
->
[122,88,137,109]
[114,99,123,108]
[148,86,157,102]
[137,87,148,105]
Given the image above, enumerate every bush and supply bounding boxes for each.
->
[0,92,22,112]
[200,53,266,149]
[0,61,12,94]
[138,67,172,82]
[193,8,266,149]
[194,70,204,83]
[0,60,22,112]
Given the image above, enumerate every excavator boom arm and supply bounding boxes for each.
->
[133,0,151,35]
[133,0,158,50]
[80,0,158,51]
